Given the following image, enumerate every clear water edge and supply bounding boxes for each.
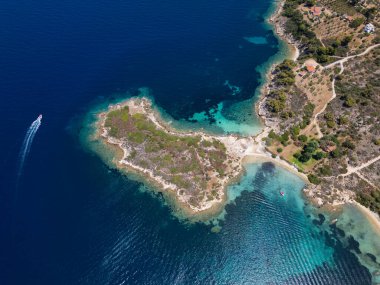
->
[2,0,378,283]
[79,87,379,282]
[72,0,380,283]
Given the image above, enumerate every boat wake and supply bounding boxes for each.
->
[16,115,42,182]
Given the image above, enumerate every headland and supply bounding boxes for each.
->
[86,0,380,279]
[93,95,309,220]
[89,0,379,227]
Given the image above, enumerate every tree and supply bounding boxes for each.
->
[305,0,316,7]
[290,126,300,138]
[298,135,308,143]
[277,59,297,71]
[313,151,325,160]
[342,140,355,150]
[299,152,312,163]
[293,152,301,160]
[319,165,332,176]
[268,130,278,140]
[306,140,319,151]
[330,148,341,158]
[341,36,352,47]
[324,112,334,120]
[327,120,336,128]
[280,132,290,145]
[332,39,341,48]
[338,116,348,125]
[268,99,285,113]
[349,18,365,29]
[344,96,356,107]
[316,54,329,63]
[308,174,321,185]
[364,8,377,20]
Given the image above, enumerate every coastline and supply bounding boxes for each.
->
[84,0,380,231]
[255,0,299,130]
[77,0,380,281]
[250,0,307,181]
[351,201,380,237]
[263,0,380,225]
[90,92,311,221]
[242,155,308,183]
[93,95,313,218]
[261,0,380,279]
[267,0,299,62]
[93,97,249,221]
[84,0,310,222]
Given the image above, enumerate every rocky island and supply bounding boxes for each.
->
[96,97,253,216]
[83,0,380,281]
[94,95,306,218]
[93,0,380,221]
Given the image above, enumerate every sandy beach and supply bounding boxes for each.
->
[351,201,380,237]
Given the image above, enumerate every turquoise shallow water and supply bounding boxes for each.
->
[219,163,371,284]
[79,92,380,284]
[335,204,380,283]
[2,0,379,282]
[64,145,373,284]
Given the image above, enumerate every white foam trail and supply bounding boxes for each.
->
[17,116,42,181]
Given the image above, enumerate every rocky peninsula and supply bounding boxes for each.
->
[94,95,307,218]
[93,0,380,222]
[98,97,243,216]
[87,0,380,281]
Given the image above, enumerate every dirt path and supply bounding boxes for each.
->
[356,172,378,189]
[310,61,344,138]
[340,155,380,177]
[324,44,380,70]
[311,45,379,138]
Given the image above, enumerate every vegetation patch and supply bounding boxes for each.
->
[103,101,233,209]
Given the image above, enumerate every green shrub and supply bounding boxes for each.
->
[319,165,332,176]
[293,152,301,160]
[338,116,348,125]
[291,126,300,138]
[313,151,325,160]
[344,96,356,107]
[349,18,364,29]
[308,174,321,185]
[330,148,342,158]
[298,135,308,143]
[268,130,279,140]
[342,140,355,150]
[268,99,286,113]
[280,132,290,145]
[299,152,312,163]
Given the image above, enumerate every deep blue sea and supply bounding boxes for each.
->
[0,0,378,284]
